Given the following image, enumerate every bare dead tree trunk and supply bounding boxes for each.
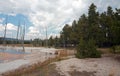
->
[3,15,8,47]
[45,26,48,47]
[16,20,20,44]
[22,21,25,51]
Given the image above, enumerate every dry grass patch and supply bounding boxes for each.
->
[109,69,115,76]
[97,48,111,54]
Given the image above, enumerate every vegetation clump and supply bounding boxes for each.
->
[110,45,120,54]
[76,38,101,58]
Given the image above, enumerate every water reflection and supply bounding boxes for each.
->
[0,48,28,63]
[0,48,28,54]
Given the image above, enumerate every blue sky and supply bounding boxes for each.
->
[0,0,119,40]
[0,13,31,39]
[0,13,31,27]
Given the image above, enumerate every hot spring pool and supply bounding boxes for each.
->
[0,48,29,63]
[0,49,28,54]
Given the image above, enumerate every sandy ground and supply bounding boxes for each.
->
[0,59,30,74]
[0,46,58,74]
[54,56,120,76]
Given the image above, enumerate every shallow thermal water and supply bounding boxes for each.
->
[0,47,57,74]
[0,49,26,54]
[0,48,29,63]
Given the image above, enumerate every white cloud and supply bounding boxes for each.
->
[28,26,39,34]
[0,18,5,23]
[0,23,17,31]
[0,0,119,39]
[7,23,17,31]
[0,23,17,38]
[26,0,88,39]
[0,24,5,31]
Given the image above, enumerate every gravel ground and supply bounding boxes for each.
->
[54,56,120,76]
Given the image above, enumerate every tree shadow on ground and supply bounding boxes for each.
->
[69,70,96,76]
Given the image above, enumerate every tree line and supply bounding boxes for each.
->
[46,3,120,48]
[32,3,120,58]
[32,3,120,48]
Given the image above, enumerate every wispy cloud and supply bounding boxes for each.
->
[0,0,119,39]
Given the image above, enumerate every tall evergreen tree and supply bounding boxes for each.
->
[78,14,88,40]
[62,24,71,47]
[70,20,78,46]
[99,12,109,46]
[106,6,115,45]
[88,3,103,46]
[48,36,54,47]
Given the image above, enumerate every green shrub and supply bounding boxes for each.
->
[110,45,120,54]
[76,38,86,58]
[115,46,120,53]
[110,46,116,54]
[76,38,101,58]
